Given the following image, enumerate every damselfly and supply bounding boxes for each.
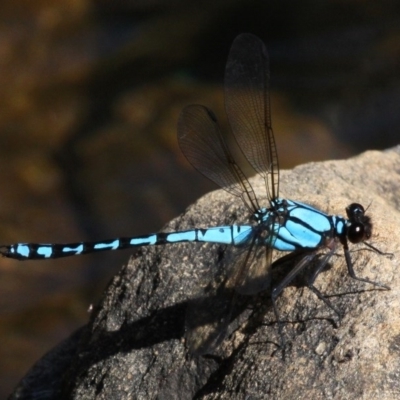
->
[0,33,389,354]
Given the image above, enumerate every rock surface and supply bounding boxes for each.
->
[10,147,400,399]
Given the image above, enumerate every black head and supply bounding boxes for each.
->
[345,203,372,244]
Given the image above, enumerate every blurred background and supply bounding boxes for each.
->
[0,0,399,396]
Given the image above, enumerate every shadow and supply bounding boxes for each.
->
[56,290,255,397]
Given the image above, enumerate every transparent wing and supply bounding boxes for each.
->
[185,283,237,355]
[180,34,278,354]
[185,230,273,355]
[226,239,272,296]
[225,33,279,201]
[178,104,260,211]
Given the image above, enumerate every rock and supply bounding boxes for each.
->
[10,147,400,399]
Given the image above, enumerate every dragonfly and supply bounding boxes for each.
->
[0,33,389,354]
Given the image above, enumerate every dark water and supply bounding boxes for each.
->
[1,1,399,397]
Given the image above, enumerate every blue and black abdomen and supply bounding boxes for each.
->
[1,225,255,260]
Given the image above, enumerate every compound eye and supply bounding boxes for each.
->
[348,222,366,243]
[346,203,365,219]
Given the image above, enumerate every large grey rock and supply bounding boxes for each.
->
[10,147,400,399]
